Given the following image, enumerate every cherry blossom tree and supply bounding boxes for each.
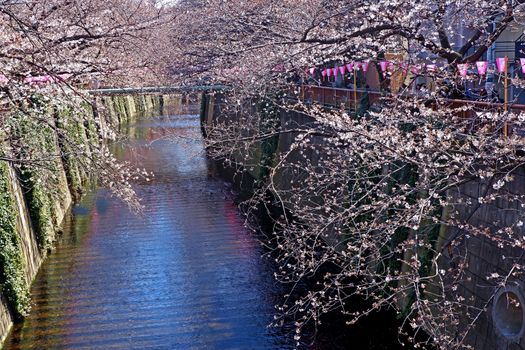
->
[0,0,175,209]
[171,0,517,87]
[172,1,525,348]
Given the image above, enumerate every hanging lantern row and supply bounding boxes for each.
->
[455,58,525,77]
[309,58,525,80]
[317,62,370,79]
[311,61,438,80]
[456,59,505,78]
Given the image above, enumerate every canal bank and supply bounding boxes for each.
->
[0,94,174,346]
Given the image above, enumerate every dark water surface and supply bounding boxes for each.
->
[3,106,297,349]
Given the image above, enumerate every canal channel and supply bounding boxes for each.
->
[3,103,299,350]
[2,101,407,350]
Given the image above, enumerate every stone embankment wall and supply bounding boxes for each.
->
[201,93,525,350]
[0,94,173,346]
[201,93,340,225]
[437,173,525,350]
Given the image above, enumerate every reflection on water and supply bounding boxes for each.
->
[3,105,296,349]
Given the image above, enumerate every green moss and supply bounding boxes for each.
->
[102,97,119,126]
[21,170,54,252]
[0,162,30,317]
[7,109,63,252]
[152,96,159,109]
[112,97,122,124]
[85,107,101,148]
[140,95,147,112]
[56,107,87,199]
[148,96,155,109]
[120,96,131,122]
[133,95,146,115]
[126,96,137,120]
[114,96,128,124]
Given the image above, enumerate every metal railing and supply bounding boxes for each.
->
[300,85,525,114]
[298,85,525,136]
[299,85,381,109]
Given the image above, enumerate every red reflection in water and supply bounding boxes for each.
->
[223,200,256,260]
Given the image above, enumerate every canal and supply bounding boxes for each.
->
[3,103,298,349]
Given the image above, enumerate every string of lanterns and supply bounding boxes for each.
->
[309,58,525,80]
[306,57,525,137]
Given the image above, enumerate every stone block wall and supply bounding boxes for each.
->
[436,167,525,350]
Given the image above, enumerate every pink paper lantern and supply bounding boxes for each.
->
[496,57,507,73]
[476,61,488,75]
[309,67,316,75]
[346,63,353,71]
[361,62,369,73]
[379,61,391,73]
[411,64,422,74]
[321,69,327,78]
[339,66,346,75]
[25,75,52,85]
[332,67,338,76]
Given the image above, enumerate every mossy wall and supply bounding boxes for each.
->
[0,93,171,346]
[0,162,31,317]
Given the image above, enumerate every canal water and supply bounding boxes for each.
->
[3,104,298,349]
